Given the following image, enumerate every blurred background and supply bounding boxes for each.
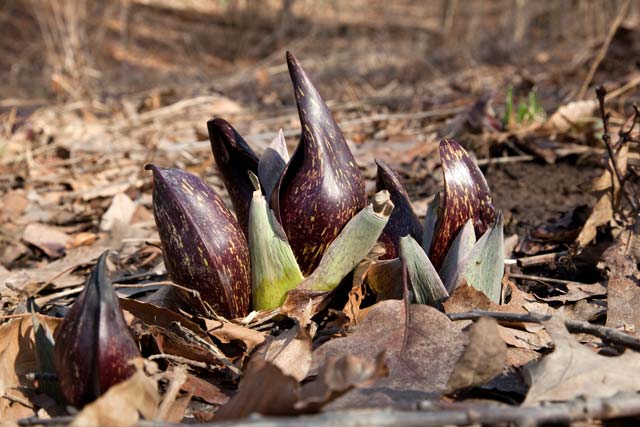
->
[3,0,639,103]
[1,0,639,265]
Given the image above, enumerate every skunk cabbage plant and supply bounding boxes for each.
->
[428,138,496,270]
[150,52,389,314]
[54,252,140,407]
[148,51,504,318]
[376,158,423,259]
[372,140,503,304]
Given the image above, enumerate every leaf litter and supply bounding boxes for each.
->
[1,7,640,426]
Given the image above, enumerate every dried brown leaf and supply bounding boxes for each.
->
[203,318,266,354]
[0,315,61,419]
[312,300,465,408]
[446,317,506,393]
[366,258,404,301]
[214,353,386,420]
[181,375,229,406]
[251,323,312,382]
[100,193,137,232]
[22,223,70,258]
[546,100,597,133]
[524,316,640,403]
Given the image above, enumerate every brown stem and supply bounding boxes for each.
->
[448,310,640,351]
[595,86,639,213]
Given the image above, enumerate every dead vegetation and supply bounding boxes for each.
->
[1,1,640,426]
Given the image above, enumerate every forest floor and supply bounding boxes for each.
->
[1,1,639,426]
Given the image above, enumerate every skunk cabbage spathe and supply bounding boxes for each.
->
[270,51,367,275]
[375,159,423,258]
[147,165,251,318]
[428,138,496,270]
[207,118,259,237]
[53,252,140,407]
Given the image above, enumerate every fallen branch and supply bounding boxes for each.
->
[448,310,640,351]
[20,393,640,427]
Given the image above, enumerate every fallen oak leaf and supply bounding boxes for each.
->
[444,282,552,351]
[281,288,333,326]
[121,298,229,366]
[22,223,71,259]
[99,193,137,232]
[524,316,640,404]
[202,317,266,354]
[312,300,465,409]
[296,353,388,412]
[180,374,229,406]
[546,99,597,133]
[534,281,607,303]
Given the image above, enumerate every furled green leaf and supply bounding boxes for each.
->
[399,235,448,307]
[439,219,476,292]
[249,173,304,310]
[452,213,504,303]
[300,191,393,292]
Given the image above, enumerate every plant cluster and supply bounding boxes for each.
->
[52,52,505,406]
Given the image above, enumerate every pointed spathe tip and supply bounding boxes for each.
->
[144,163,160,174]
[286,51,313,98]
[286,51,297,72]
[207,117,238,149]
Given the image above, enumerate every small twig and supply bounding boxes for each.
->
[169,322,242,378]
[148,354,221,371]
[24,372,58,382]
[515,251,568,268]
[133,393,640,427]
[509,273,595,287]
[18,416,74,427]
[448,310,640,351]
[596,86,639,212]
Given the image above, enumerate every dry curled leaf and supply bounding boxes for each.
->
[251,323,312,382]
[446,317,506,393]
[0,315,61,419]
[546,100,597,133]
[22,223,70,258]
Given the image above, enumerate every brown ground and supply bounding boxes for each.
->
[0,2,640,423]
